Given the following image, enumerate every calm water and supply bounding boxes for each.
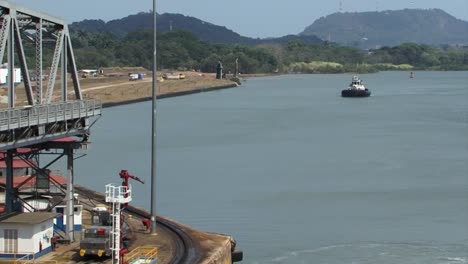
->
[75,71,468,263]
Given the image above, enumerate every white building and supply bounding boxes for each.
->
[53,204,83,232]
[0,68,22,85]
[0,212,59,259]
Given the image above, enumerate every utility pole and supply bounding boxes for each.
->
[151,0,158,235]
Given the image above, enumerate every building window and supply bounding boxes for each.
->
[4,229,18,253]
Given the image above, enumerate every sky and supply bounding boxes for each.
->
[11,0,468,38]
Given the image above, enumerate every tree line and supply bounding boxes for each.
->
[69,29,468,74]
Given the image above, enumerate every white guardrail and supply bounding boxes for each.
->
[0,100,102,132]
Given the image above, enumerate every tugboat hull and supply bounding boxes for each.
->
[341,89,371,97]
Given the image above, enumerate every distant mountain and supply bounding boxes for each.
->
[300,9,468,48]
[70,12,323,46]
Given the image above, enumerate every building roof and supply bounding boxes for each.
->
[0,159,36,168]
[0,212,60,224]
[0,148,36,159]
[0,174,67,188]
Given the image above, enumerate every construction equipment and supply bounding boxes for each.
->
[79,170,144,264]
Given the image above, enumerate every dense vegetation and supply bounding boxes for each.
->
[71,30,278,73]
[70,29,468,74]
[70,12,323,46]
[67,9,468,74]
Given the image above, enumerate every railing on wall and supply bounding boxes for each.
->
[13,252,35,264]
[0,100,101,132]
[0,250,59,264]
[124,246,158,264]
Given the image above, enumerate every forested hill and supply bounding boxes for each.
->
[70,12,323,45]
[300,8,468,48]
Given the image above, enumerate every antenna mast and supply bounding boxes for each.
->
[339,0,343,12]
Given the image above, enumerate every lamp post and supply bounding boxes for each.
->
[151,0,158,235]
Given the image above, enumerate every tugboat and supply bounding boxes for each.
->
[341,76,371,97]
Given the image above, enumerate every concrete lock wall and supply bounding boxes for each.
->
[201,237,232,264]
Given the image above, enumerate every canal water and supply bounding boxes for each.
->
[76,71,468,263]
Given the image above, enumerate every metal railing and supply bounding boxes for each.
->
[0,250,58,264]
[0,251,36,263]
[13,252,34,264]
[15,259,57,264]
[0,99,101,132]
[124,246,158,264]
[105,184,132,204]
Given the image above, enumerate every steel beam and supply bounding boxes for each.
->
[61,30,67,102]
[45,29,64,104]
[0,16,11,66]
[0,0,65,25]
[13,17,33,105]
[7,14,14,108]
[66,147,75,242]
[66,30,82,100]
[5,150,13,212]
[35,18,42,104]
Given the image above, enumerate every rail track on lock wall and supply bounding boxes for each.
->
[73,184,196,264]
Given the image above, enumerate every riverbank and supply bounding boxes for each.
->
[0,70,239,109]
[81,71,239,108]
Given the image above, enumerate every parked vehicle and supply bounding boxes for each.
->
[128,73,139,81]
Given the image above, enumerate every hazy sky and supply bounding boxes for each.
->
[11,0,468,38]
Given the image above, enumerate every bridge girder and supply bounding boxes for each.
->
[0,1,83,107]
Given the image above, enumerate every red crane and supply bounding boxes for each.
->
[119,170,144,208]
[117,169,144,263]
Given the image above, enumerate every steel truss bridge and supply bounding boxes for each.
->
[0,0,101,243]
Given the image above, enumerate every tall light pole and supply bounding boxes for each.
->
[151,0,158,235]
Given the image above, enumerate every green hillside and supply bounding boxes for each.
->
[70,12,323,46]
[301,9,468,48]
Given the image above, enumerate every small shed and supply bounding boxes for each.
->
[53,204,83,231]
[0,212,59,259]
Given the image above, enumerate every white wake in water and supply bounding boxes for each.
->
[266,242,468,264]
